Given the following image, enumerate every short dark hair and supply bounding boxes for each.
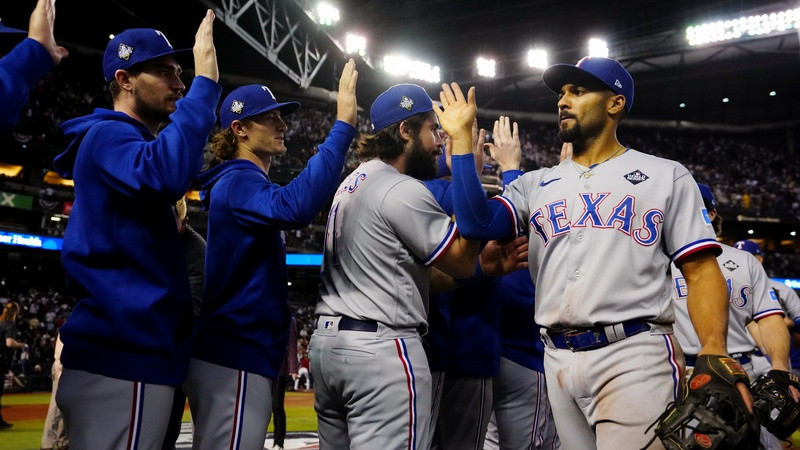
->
[357,111,430,160]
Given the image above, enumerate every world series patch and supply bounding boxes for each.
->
[623,170,648,185]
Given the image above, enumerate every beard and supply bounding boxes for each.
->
[134,90,176,126]
[557,105,606,147]
[405,135,438,181]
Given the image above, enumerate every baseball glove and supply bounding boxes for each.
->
[751,369,800,440]
[643,355,759,450]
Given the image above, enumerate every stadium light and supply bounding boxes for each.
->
[316,2,340,26]
[476,57,496,78]
[686,8,800,46]
[587,38,609,57]
[769,91,777,96]
[383,54,440,83]
[345,33,367,57]
[527,49,548,70]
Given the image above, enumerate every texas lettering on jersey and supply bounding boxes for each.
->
[674,274,753,309]
[526,193,664,247]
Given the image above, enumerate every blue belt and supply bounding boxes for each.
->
[685,352,751,367]
[546,319,650,351]
[317,315,378,332]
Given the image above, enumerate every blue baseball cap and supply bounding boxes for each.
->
[0,18,26,34]
[103,28,191,83]
[734,240,763,256]
[696,183,717,210]
[219,84,300,129]
[370,84,433,133]
[543,56,634,113]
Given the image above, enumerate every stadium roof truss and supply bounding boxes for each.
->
[198,0,333,88]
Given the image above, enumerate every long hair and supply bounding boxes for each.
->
[0,302,20,321]
[357,112,429,161]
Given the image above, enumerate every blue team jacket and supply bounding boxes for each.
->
[52,76,221,385]
[0,38,53,131]
[192,120,355,378]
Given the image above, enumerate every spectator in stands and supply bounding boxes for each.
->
[0,0,68,131]
[183,59,357,449]
[49,12,221,449]
[0,301,25,430]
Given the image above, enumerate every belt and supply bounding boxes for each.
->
[684,352,752,367]
[546,319,650,351]
[317,315,378,332]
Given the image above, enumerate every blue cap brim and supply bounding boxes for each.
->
[543,64,612,95]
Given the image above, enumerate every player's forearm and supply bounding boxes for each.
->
[451,154,513,241]
[683,254,729,356]
[758,315,792,372]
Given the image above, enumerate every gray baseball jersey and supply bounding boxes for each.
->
[772,280,800,320]
[500,149,718,328]
[316,158,457,327]
[672,244,785,355]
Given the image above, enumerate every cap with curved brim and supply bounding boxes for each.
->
[103,28,192,82]
[219,84,301,129]
[543,56,634,112]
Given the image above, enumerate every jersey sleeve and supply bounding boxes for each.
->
[775,283,800,320]
[662,167,721,263]
[382,179,458,266]
[749,253,786,321]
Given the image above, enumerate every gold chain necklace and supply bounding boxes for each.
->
[572,145,626,179]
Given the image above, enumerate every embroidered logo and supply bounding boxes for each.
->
[615,79,623,89]
[722,260,739,271]
[261,85,276,100]
[117,43,134,61]
[230,100,245,115]
[399,95,414,110]
[539,178,561,187]
[623,170,648,185]
[323,320,334,330]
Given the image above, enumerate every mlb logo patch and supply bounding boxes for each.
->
[722,260,739,271]
[769,289,779,302]
[623,170,648,185]
[324,320,334,330]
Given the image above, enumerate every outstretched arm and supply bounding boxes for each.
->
[28,0,68,65]
[336,58,358,126]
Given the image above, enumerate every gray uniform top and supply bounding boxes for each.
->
[316,158,458,328]
[771,280,800,320]
[499,149,718,329]
[672,244,785,355]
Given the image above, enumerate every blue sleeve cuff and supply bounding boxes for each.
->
[501,170,524,190]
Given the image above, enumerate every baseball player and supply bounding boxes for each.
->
[484,116,560,450]
[310,83,485,449]
[672,183,794,449]
[184,60,357,450]
[442,57,741,448]
[0,0,68,131]
[734,239,800,375]
[52,14,220,449]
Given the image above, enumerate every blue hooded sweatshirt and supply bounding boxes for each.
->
[192,119,355,377]
[0,38,54,132]
[52,76,221,385]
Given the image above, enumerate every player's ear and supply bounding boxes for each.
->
[608,94,626,116]
[398,120,413,141]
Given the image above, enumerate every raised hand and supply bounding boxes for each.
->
[434,82,476,155]
[486,116,520,172]
[336,58,358,126]
[472,118,486,175]
[28,0,68,65]
[193,9,218,82]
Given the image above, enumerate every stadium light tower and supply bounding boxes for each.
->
[316,2,340,26]
[476,57,496,78]
[587,38,609,57]
[527,48,548,70]
[686,7,800,46]
[345,33,367,57]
